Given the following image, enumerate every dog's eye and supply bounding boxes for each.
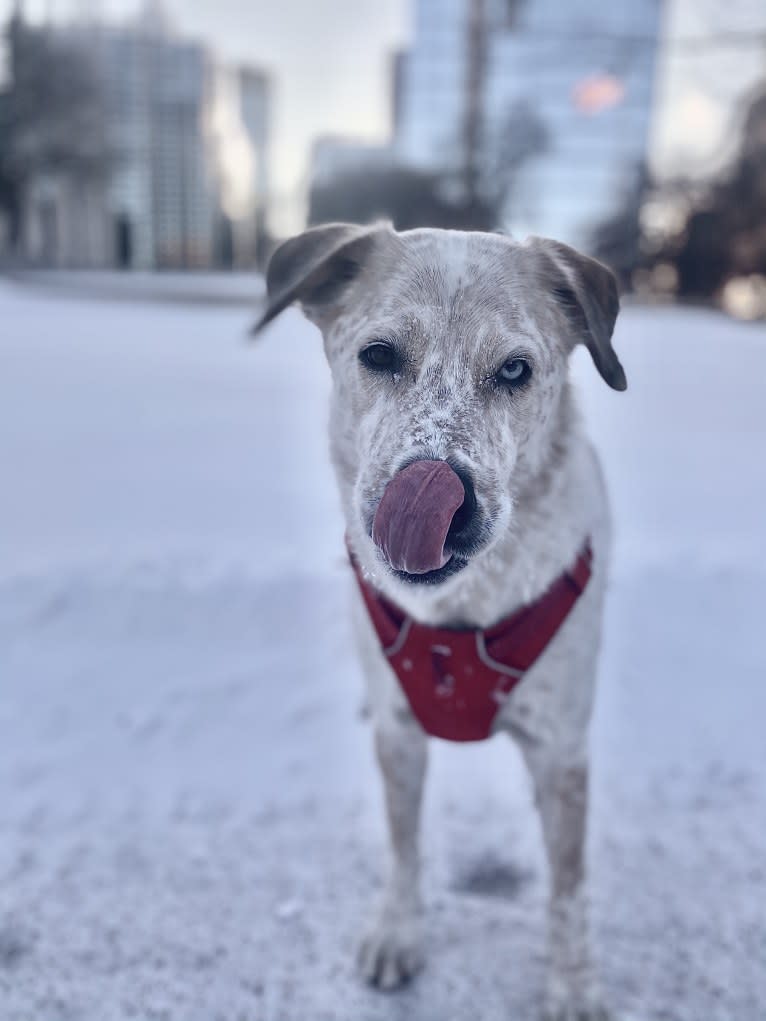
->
[497,358,531,387]
[360,342,398,372]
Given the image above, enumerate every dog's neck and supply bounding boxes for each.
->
[368,384,604,630]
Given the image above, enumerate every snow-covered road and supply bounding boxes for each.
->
[1,279,765,1020]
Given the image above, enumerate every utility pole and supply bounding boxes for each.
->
[463,0,487,211]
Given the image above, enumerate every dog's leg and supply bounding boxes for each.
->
[358,710,427,989]
[521,746,610,1021]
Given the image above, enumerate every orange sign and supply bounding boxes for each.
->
[572,74,626,114]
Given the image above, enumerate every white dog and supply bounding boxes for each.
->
[255,222,626,1021]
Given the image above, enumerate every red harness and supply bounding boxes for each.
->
[351,543,593,742]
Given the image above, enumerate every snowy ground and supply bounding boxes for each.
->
[1,278,765,1021]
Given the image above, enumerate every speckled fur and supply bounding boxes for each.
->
[259,223,626,1021]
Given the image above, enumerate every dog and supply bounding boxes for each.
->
[255,222,626,1021]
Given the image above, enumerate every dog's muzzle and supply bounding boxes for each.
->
[371,459,481,582]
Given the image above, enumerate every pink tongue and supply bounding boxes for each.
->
[372,460,465,575]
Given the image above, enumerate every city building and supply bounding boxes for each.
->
[232,66,271,264]
[310,136,395,188]
[95,20,218,269]
[5,3,270,269]
[395,0,663,249]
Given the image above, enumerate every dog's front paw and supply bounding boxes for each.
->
[542,995,612,1021]
[357,912,424,990]
[542,978,613,1021]
[542,1009,611,1021]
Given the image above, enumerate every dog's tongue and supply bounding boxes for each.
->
[372,460,465,575]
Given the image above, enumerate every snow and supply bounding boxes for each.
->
[1,278,765,1020]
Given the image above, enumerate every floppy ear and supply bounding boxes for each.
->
[527,236,627,391]
[252,221,389,334]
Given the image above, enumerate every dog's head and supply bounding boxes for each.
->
[255,222,625,593]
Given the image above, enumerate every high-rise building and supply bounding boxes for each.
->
[97,19,270,269]
[396,0,468,173]
[396,0,662,248]
[99,26,156,268]
[238,67,271,261]
[310,136,395,188]
[7,7,270,269]
[97,24,211,269]
[239,67,270,200]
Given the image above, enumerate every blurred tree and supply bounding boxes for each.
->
[645,84,766,299]
[589,162,652,289]
[308,165,501,232]
[0,77,22,244]
[676,88,766,297]
[485,98,549,217]
[0,10,112,249]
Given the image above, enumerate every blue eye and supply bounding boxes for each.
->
[497,358,531,387]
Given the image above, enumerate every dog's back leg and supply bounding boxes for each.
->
[520,742,610,1021]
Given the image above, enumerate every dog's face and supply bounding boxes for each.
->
[256,224,625,595]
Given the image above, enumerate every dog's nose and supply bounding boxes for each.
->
[444,462,479,552]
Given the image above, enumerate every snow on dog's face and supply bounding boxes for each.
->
[255,223,624,595]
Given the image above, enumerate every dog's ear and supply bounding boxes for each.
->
[252,221,390,335]
[527,236,627,391]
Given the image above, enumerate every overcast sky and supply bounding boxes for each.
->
[3,0,766,233]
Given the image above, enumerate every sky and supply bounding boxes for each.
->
[2,0,765,234]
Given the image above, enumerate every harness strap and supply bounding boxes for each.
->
[349,541,593,742]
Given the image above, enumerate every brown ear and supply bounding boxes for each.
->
[527,237,627,391]
[252,221,389,334]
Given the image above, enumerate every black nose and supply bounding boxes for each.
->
[444,461,482,555]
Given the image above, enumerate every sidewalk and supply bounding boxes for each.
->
[4,268,266,308]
